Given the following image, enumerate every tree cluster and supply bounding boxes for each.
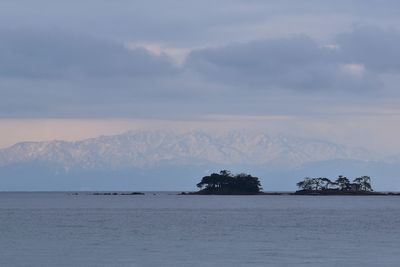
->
[296,175,373,192]
[196,170,262,194]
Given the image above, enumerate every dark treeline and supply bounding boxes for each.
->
[196,170,262,194]
[190,171,378,195]
[296,175,373,193]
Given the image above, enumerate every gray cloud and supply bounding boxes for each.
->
[186,35,381,93]
[0,30,175,79]
[336,26,400,73]
[0,0,399,118]
[0,26,395,118]
[1,1,399,47]
[0,31,177,79]
[0,29,188,117]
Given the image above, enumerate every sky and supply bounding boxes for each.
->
[1,0,400,154]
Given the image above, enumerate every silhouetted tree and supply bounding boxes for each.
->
[219,170,231,177]
[296,175,374,193]
[352,176,373,192]
[196,170,233,189]
[196,170,262,194]
[297,177,333,191]
[319,178,333,190]
[297,177,313,190]
[335,175,351,191]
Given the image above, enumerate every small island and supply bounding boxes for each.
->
[294,175,384,195]
[181,172,400,196]
[192,170,263,195]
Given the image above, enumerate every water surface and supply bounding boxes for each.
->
[0,192,399,266]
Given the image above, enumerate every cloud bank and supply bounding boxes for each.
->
[0,1,399,118]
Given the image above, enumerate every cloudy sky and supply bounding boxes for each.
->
[1,0,400,154]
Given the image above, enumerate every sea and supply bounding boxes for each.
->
[0,192,399,267]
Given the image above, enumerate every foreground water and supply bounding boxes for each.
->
[0,192,399,266]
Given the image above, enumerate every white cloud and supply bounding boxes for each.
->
[125,42,191,66]
[341,63,365,77]
[323,44,340,50]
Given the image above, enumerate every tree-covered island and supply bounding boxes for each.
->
[295,175,382,195]
[184,172,399,196]
[193,170,263,195]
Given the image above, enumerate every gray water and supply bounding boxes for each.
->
[0,192,399,266]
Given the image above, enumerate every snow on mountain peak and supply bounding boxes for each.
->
[0,130,371,170]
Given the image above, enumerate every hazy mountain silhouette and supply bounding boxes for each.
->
[0,130,398,191]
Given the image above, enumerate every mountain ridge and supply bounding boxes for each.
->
[0,130,374,171]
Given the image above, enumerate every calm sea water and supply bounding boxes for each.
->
[0,192,399,267]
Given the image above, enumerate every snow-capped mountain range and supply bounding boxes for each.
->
[0,130,372,171]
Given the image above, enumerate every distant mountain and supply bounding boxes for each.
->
[2,130,397,191]
[0,130,372,171]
